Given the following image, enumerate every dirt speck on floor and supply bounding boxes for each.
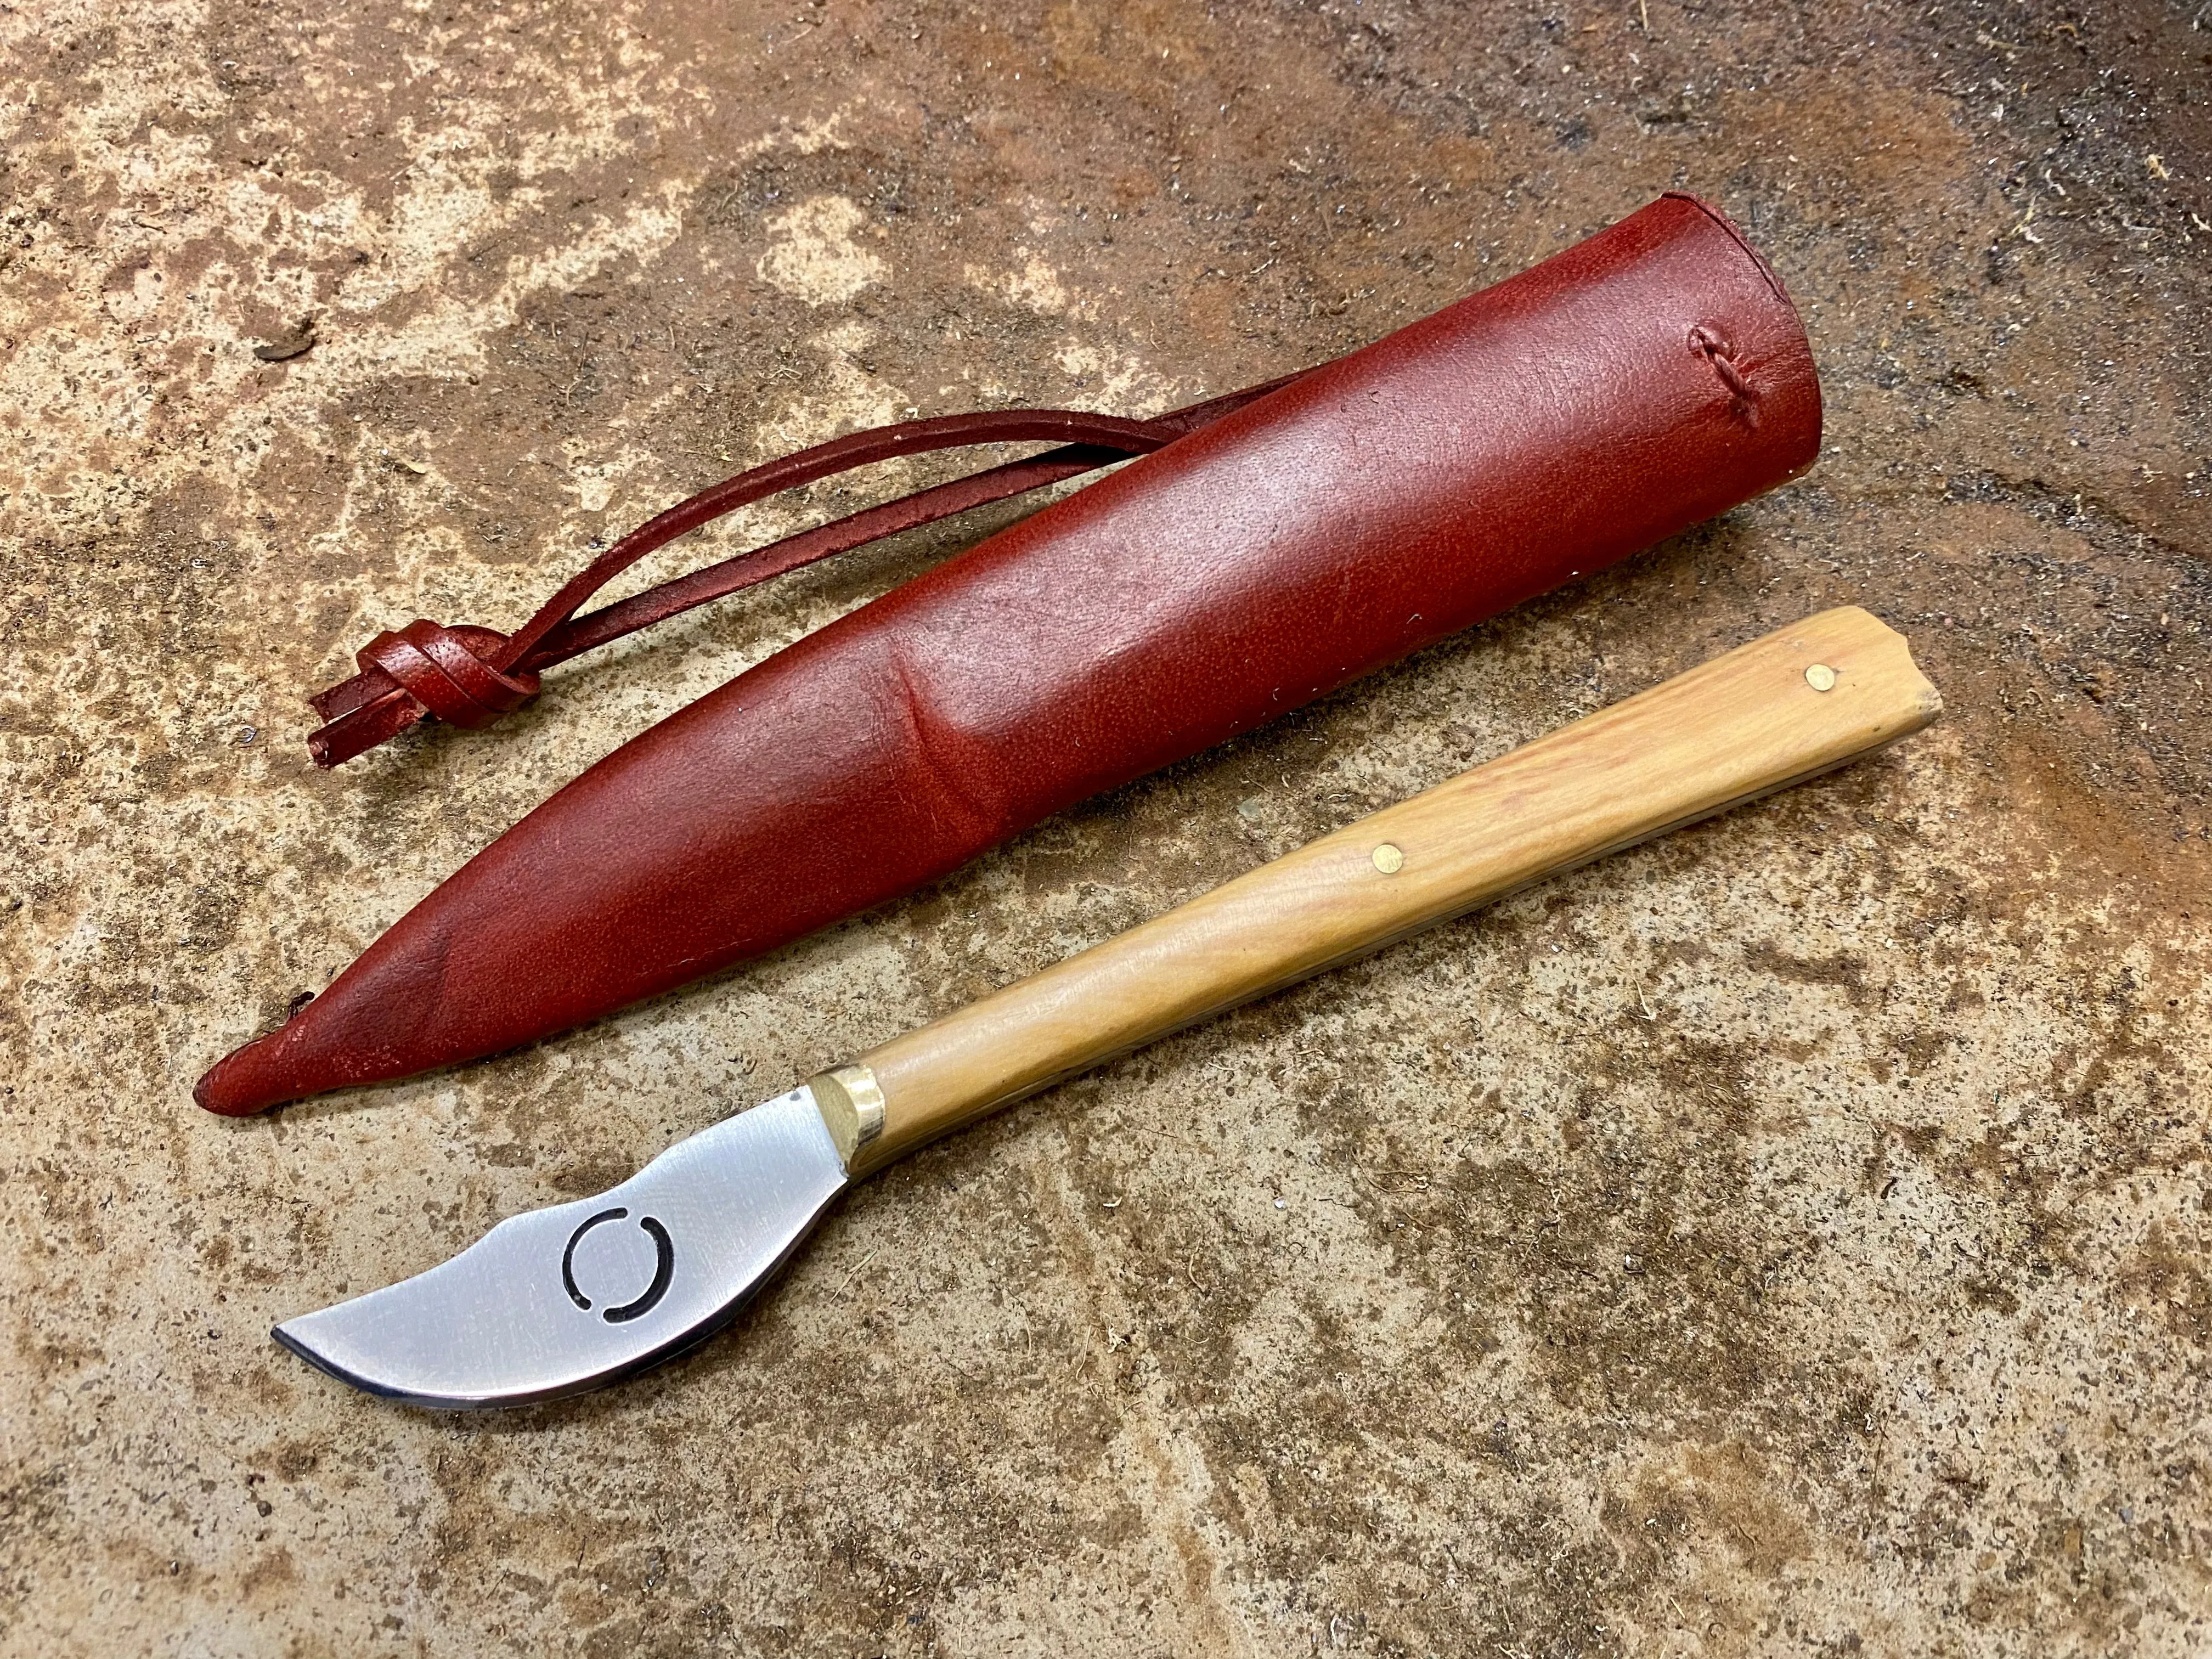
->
[2,1,2207,1654]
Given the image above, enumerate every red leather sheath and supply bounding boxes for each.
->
[198,193,1820,1115]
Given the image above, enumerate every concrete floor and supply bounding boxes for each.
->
[3,1,2209,1654]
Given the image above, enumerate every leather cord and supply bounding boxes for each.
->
[306,374,1307,766]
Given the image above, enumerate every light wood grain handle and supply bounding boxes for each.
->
[833,607,1939,1177]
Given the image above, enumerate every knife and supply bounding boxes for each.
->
[271,606,1938,1408]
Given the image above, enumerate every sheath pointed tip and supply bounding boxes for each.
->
[195,1033,296,1116]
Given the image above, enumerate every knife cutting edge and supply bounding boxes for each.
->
[272,606,1940,1408]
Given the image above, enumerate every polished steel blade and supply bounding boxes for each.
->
[273,1086,848,1408]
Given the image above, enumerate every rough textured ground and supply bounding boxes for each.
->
[3,1,2209,1654]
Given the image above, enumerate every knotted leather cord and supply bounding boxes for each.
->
[306,372,1308,766]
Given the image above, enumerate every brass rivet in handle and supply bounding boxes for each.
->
[1371,843,1404,874]
[1804,663,1838,692]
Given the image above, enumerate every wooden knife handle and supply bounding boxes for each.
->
[834,607,1939,1177]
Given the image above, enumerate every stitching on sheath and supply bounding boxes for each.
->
[1663,191,1793,305]
[1688,324,1759,427]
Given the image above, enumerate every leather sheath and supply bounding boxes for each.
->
[198,192,1821,1115]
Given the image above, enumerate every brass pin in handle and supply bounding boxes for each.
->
[813,606,1940,1177]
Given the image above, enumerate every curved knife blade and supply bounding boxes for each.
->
[273,1087,848,1408]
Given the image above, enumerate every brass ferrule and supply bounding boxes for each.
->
[805,1064,885,1169]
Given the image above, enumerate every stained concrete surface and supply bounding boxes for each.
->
[3,0,2210,1653]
